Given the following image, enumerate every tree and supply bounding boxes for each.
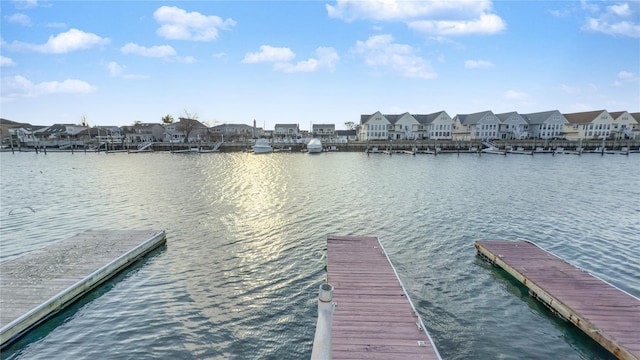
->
[344,121,357,130]
[161,114,174,124]
[80,115,89,127]
[177,109,199,143]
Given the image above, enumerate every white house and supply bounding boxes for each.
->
[496,112,529,139]
[426,111,454,140]
[359,111,391,141]
[609,111,639,139]
[562,110,613,140]
[452,111,500,140]
[335,130,357,143]
[522,110,568,139]
[312,124,335,142]
[274,124,300,142]
[388,113,419,140]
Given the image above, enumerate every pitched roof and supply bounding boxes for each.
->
[563,110,606,124]
[522,110,560,125]
[413,111,446,125]
[455,110,493,125]
[495,112,518,122]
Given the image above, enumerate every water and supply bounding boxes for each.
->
[1,151,638,359]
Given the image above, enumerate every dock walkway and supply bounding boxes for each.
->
[0,230,166,348]
[327,235,441,359]
[475,240,640,360]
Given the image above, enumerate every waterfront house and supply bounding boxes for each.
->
[496,112,529,139]
[123,123,165,143]
[359,111,391,141]
[522,110,568,139]
[274,124,300,143]
[335,130,357,143]
[210,123,258,142]
[312,124,335,142]
[608,111,639,140]
[452,111,500,140]
[562,110,613,140]
[631,113,640,139]
[422,111,454,140]
[387,113,420,140]
[165,118,209,143]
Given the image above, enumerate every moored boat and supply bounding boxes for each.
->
[307,138,323,153]
[252,138,272,154]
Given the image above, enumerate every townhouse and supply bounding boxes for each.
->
[522,110,568,139]
[452,111,500,140]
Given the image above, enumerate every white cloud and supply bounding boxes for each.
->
[618,70,634,79]
[464,59,493,69]
[504,90,529,100]
[5,13,32,26]
[242,45,296,63]
[2,75,95,100]
[107,61,147,79]
[352,34,436,79]
[274,47,339,73]
[409,13,506,35]
[121,43,176,58]
[153,6,236,41]
[12,0,38,10]
[612,70,638,86]
[243,46,339,73]
[8,28,109,53]
[327,0,506,36]
[1,56,16,67]
[581,1,640,37]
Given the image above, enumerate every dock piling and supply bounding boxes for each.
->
[311,283,335,360]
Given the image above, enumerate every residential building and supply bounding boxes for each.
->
[452,111,500,140]
[562,110,613,140]
[335,130,357,143]
[274,124,300,142]
[312,124,335,142]
[387,113,419,140]
[522,110,568,139]
[122,123,165,143]
[421,111,454,140]
[609,111,639,139]
[211,123,259,141]
[359,112,391,141]
[165,118,209,143]
[496,112,529,139]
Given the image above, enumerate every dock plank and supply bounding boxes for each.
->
[327,235,441,360]
[475,240,640,360]
[0,230,166,348]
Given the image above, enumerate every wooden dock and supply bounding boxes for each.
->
[0,230,166,348]
[327,235,441,359]
[475,240,640,360]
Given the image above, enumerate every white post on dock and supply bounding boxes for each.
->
[310,283,334,360]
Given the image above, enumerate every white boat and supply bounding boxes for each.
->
[253,138,272,154]
[307,138,323,153]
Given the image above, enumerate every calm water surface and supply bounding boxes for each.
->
[1,151,638,359]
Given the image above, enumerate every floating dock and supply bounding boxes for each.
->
[326,235,441,359]
[0,230,166,348]
[475,240,640,360]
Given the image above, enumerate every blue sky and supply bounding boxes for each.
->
[1,0,639,130]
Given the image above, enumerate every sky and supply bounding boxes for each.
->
[1,0,639,130]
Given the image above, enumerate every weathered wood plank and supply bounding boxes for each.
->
[0,230,166,348]
[327,235,441,360]
[475,240,640,360]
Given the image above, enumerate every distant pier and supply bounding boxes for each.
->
[475,240,640,360]
[0,230,166,348]
[324,235,441,359]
